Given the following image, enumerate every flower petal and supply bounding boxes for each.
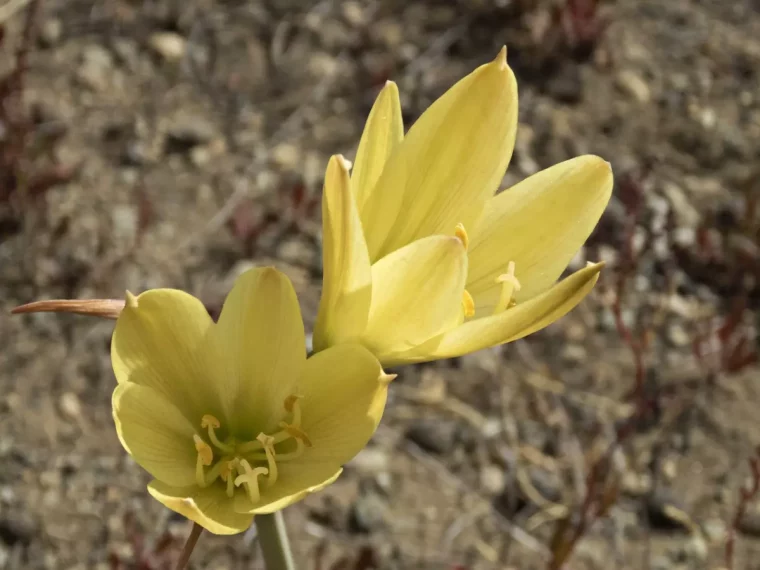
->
[111,289,218,424]
[112,383,197,487]
[360,48,518,261]
[148,480,253,535]
[213,267,306,437]
[314,156,373,353]
[233,466,343,515]
[361,236,468,362]
[351,81,404,212]
[402,262,603,362]
[467,156,613,307]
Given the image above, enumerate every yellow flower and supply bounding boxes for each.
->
[314,47,613,366]
[111,267,389,535]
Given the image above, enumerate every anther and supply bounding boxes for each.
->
[454,223,469,250]
[201,414,235,453]
[194,435,213,487]
[234,459,268,504]
[283,395,302,427]
[493,261,521,315]
[279,422,312,448]
[462,289,475,318]
[257,434,278,487]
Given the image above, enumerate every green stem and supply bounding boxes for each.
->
[255,511,296,570]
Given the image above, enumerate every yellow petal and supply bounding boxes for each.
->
[361,236,468,363]
[112,383,197,487]
[351,81,404,212]
[401,262,602,362]
[360,48,518,261]
[148,480,253,535]
[314,156,373,353]
[213,267,306,436]
[111,289,220,424]
[234,467,343,515]
[297,344,386,463]
[467,156,613,307]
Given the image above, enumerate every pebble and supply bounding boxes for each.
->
[405,419,457,455]
[702,517,726,543]
[39,18,62,48]
[347,492,387,534]
[148,32,186,62]
[165,118,216,153]
[59,392,82,420]
[615,70,651,103]
[271,143,301,170]
[646,487,689,531]
[480,465,506,496]
[349,448,389,474]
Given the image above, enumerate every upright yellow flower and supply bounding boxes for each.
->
[111,267,388,535]
[314,47,613,366]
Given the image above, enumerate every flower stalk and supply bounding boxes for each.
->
[256,512,296,570]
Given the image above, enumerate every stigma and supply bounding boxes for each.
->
[493,261,521,314]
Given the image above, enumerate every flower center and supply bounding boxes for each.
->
[192,395,311,504]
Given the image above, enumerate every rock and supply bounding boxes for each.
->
[0,513,36,546]
[615,70,651,103]
[349,448,389,474]
[663,182,701,228]
[148,32,186,62]
[341,1,366,26]
[405,419,457,455]
[111,205,139,243]
[666,324,690,348]
[39,18,62,48]
[646,487,689,531]
[77,45,114,91]
[545,63,583,104]
[165,118,216,154]
[271,143,301,170]
[480,465,506,496]
[702,517,726,543]
[59,392,82,420]
[347,492,387,534]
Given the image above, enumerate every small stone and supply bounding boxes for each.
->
[165,118,216,153]
[77,45,114,91]
[615,70,651,103]
[341,2,366,26]
[646,487,689,531]
[480,465,506,496]
[545,63,583,104]
[561,343,587,363]
[111,205,138,243]
[59,392,81,420]
[673,227,696,248]
[349,448,389,474]
[702,517,726,543]
[347,492,387,534]
[39,18,62,47]
[405,419,457,455]
[666,324,690,348]
[148,32,186,62]
[271,143,301,170]
[621,470,652,497]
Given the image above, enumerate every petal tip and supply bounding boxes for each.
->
[125,290,138,309]
[494,46,508,69]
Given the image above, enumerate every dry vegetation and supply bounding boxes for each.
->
[1,0,760,569]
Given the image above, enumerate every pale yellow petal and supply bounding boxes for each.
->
[314,156,373,353]
[360,48,518,261]
[468,156,613,307]
[233,467,343,515]
[298,344,386,463]
[111,289,219,423]
[361,236,468,363]
[213,267,306,436]
[112,383,197,487]
[351,81,404,211]
[148,480,253,535]
[402,262,602,362]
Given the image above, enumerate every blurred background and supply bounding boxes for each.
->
[1,0,760,568]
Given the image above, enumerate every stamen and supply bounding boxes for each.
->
[284,395,302,427]
[234,459,268,504]
[493,261,521,315]
[454,223,469,250]
[257,434,279,487]
[273,437,305,461]
[194,435,213,487]
[462,289,475,318]
[201,414,235,453]
[279,422,313,447]
[221,459,238,498]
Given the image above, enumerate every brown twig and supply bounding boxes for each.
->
[725,447,760,570]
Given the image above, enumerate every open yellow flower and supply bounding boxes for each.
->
[111,267,389,535]
[314,47,613,366]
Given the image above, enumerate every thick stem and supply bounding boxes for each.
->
[175,522,203,570]
[256,512,296,570]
